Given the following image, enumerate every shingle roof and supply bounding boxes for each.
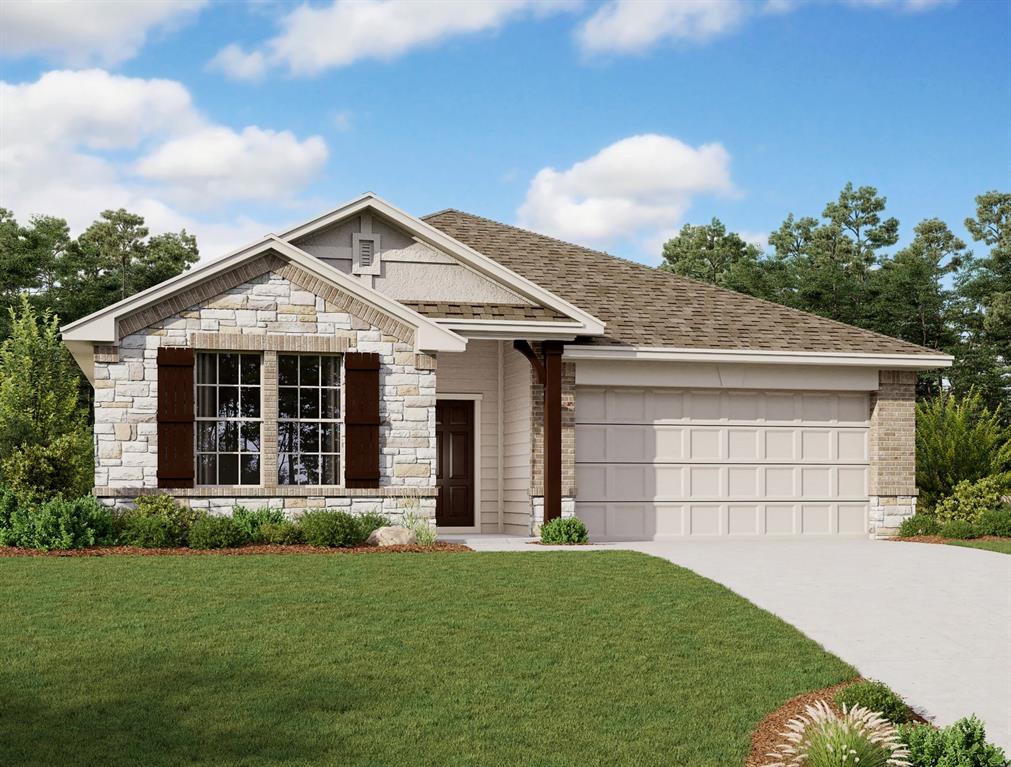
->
[404,301,571,321]
[423,209,935,356]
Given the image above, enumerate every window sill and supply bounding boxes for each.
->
[94,485,437,498]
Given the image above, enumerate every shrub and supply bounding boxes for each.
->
[116,494,201,547]
[0,298,93,500]
[935,475,1009,524]
[188,516,249,549]
[898,513,942,538]
[401,509,437,546]
[231,505,285,542]
[899,716,1007,767]
[357,510,391,538]
[0,485,23,545]
[765,700,910,767]
[977,506,1011,537]
[938,519,980,540]
[300,510,367,548]
[3,495,115,551]
[540,517,589,544]
[257,520,304,545]
[916,391,1011,511]
[836,681,913,725]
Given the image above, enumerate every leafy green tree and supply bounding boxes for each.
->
[53,209,198,325]
[0,298,92,498]
[0,210,72,333]
[660,218,763,285]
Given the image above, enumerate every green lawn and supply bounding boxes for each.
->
[948,538,1011,555]
[1,551,854,766]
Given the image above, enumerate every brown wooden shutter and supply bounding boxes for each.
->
[344,352,381,488]
[157,347,194,489]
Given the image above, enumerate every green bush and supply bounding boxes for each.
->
[836,680,913,724]
[257,520,304,545]
[540,517,589,544]
[300,510,367,548]
[0,298,93,500]
[935,475,1010,524]
[0,485,22,545]
[916,391,1011,511]
[357,510,391,538]
[231,505,285,542]
[116,495,201,547]
[938,519,980,540]
[898,513,942,537]
[977,506,1011,537]
[899,716,1007,767]
[2,495,114,551]
[188,516,249,549]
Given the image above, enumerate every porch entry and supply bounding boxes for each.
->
[435,399,475,527]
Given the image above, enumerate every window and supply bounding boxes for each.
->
[196,352,261,485]
[278,354,342,485]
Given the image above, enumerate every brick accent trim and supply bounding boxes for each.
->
[277,263,416,345]
[119,254,284,336]
[190,332,350,353]
[869,369,918,496]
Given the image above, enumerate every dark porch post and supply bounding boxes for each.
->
[542,342,563,523]
[513,340,564,524]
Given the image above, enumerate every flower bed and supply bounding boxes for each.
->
[0,542,470,557]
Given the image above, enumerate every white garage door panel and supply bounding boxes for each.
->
[575,387,870,540]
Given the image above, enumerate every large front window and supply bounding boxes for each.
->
[278,354,342,485]
[196,352,262,485]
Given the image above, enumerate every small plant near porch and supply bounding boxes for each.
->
[540,516,589,544]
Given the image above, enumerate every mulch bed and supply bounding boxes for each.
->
[892,534,1011,545]
[745,678,928,767]
[0,542,472,557]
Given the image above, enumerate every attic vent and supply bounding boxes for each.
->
[359,238,374,267]
[352,233,381,276]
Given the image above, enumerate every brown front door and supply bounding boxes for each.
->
[436,399,475,527]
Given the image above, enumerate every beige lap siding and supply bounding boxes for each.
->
[92,270,436,510]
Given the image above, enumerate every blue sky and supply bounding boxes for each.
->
[1,0,1009,263]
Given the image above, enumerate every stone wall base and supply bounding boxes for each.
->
[98,494,437,526]
[869,495,917,539]
[530,495,576,535]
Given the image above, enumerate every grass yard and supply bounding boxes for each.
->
[948,538,1011,555]
[1,551,854,766]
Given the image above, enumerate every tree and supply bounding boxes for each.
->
[0,298,92,498]
[660,218,763,286]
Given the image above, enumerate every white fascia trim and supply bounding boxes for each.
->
[278,193,607,336]
[60,234,466,354]
[562,345,954,369]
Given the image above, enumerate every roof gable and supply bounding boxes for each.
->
[423,209,948,360]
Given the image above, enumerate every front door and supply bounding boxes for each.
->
[435,399,475,527]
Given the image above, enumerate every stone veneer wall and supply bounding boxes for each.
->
[868,369,918,538]
[92,266,437,522]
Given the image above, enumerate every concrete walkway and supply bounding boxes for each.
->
[445,535,1011,748]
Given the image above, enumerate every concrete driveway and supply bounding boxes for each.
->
[453,536,1011,748]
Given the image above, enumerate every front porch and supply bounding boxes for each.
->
[434,339,574,536]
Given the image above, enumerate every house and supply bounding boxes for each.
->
[61,193,951,539]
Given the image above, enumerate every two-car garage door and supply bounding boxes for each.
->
[574,387,870,539]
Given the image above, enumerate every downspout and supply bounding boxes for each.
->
[497,340,505,533]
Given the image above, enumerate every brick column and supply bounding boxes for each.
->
[868,370,918,538]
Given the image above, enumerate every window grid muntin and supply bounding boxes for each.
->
[277,353,343,486]
[195,352,262,486]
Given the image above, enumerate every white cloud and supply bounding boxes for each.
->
[207,43,268,81]
[517,134,735,247]
[577,0,749,53]
[211,0,578,78]
[0,0,206,66]
[575,0,955,53]
[0,69,326,260]
[136,126,328,204]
